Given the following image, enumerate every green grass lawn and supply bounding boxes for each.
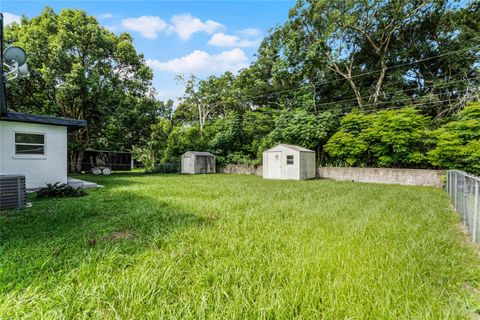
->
[1,174,479,319]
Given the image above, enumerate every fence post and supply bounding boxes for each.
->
[454,173,458,210]
[447,171,450,194]
[463,177,468,227]
[449,171,452,195]
[474,180,479,243]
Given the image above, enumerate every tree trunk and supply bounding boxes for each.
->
[67,128,88,173]
[68,150,85,173]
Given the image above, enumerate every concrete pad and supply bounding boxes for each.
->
[67,177,103,189]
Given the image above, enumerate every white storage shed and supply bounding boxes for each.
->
[181,151,216,174]
[263,144,316,180]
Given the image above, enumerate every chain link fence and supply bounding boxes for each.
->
[446,170,480,242]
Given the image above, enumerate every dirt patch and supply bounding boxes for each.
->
[104,230,137,241]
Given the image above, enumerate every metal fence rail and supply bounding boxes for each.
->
[446,170,480,242]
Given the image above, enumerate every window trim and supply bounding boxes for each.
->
[13,131,47,159]
[286,155,294,165]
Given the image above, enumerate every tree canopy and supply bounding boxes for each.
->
[5,7,162,171]
[4,2,480,173]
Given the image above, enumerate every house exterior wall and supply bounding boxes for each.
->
[0,121,68,189]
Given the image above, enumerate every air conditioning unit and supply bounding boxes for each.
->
[0,175,26,210]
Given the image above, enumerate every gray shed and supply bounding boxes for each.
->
[181,151,216,174]
[262,144,316,180]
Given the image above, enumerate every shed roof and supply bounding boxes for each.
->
[182,151,215,157]
[0,111,87,130]
[265,144,314,153]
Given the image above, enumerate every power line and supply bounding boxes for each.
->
[304,76,480,109]
[176,44,480,125]
[242,87,476,116]
[213,44,480,106]
[200,95,474,126]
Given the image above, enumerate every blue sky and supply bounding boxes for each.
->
[1,1,295,103]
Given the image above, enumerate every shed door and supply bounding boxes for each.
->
[267,151,282,178]
[195,156,210,173]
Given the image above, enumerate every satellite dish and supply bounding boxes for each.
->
[3,46,27,66]
[17,63,29,76]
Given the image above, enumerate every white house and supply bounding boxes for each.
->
[181,151,216,174]
[263,144,316,180]
[0,111,87,189]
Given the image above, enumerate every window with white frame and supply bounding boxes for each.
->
[14,132,45,155]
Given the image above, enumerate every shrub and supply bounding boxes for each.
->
[325,108,430,167]
[265,109,338,151]
[428,102,480,174]
[37,183,86,198]
[365,107,430,167]
[324,113,371,166]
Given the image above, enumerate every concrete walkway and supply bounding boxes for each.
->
[67,177,103,189]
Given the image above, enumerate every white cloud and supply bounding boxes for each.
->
[208,33,259,48]
[146,48,248,74]
[104,25,117,32]
[238,28,261,37]
[168,13,223,40]
[121,16,167,39]
[97,13,116,19]
[3,12,22,25]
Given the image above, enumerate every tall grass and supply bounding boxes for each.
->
[1,174,479,319]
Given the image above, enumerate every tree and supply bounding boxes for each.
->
[175,73,239,133]
[264,109,338,155]
[365,107,430,167]
[324,113,372,166]
[428,102,480,174]
[281,0,450,108]
[246,0,479,117]
[5,7,156,172]
[325,107,431,167]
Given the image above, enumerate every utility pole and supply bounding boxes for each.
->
[0,12,6,114]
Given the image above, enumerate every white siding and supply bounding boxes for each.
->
[0,121,68,189]
[281,151,300,180]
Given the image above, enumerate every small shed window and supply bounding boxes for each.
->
[15,133,45,155]
[286,155,294,165]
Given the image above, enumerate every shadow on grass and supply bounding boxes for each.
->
[0,188,208,294]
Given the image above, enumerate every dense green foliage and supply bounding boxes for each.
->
[4,8,167,172]
[155,0,479,171]
[325,108,430,168]
[1,174,479,318]
[429,102,480,174]
[324,113,372,166]
[324,103,480,174]
[5,1,480,173]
